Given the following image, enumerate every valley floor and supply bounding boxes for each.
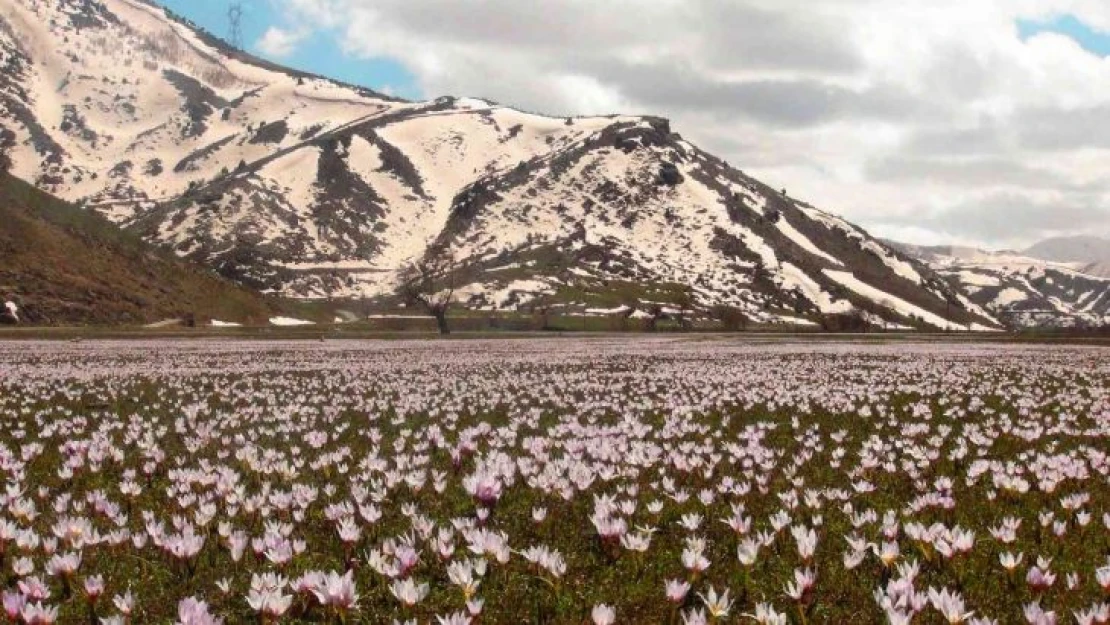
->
[0,339,1107,623]
[0,326,1108,347]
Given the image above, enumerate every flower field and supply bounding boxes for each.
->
[0,338,1108,624]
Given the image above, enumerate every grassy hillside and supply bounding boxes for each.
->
[0,174,276,325]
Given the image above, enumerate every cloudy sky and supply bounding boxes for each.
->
[163,0,1110,250]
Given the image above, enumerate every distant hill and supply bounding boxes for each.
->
[1082,261,1110,279]
[1023,236,1110,278]
[891,241,1110,329]
[1024,236,1110,264]
[0,174,275,325]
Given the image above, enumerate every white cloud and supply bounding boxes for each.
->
[255,26,308,58]
[277,0,1110,248]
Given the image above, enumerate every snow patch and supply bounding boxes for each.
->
[776,219,843,267]
[210,320,242,327]
[823,270,965,330]
[994,288,1028,307]
[269,316,315,326]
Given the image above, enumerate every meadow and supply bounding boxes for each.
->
[0,338,1107,624]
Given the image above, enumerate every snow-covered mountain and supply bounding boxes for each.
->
[0,0,1001,329]
[893,243,1110,329]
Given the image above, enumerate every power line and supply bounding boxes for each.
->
[227,2,244,50]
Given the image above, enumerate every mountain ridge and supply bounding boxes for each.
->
[891,241,1110,329]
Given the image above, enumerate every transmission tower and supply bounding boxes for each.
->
[227,2,244,50]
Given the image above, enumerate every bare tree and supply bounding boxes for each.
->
[712,305,749,332]
[529,301,553,331]
[644,303,665,332]
[818,310,870,333]
[397,245,458,335]
[674,287,696,331]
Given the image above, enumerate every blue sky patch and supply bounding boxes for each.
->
[156,0,421,99]
[1017,14,1110,57]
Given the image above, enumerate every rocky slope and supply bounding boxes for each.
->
[0,0,1000,329]
[893,243,1110,329]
